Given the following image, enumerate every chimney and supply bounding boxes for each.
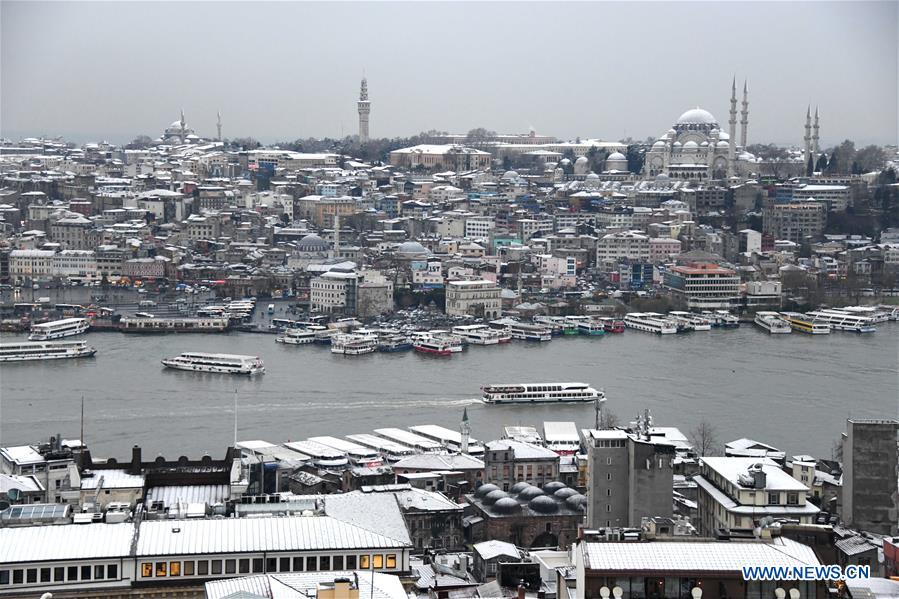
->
[751,464,767,489]
[130,445,142,475]
[518,580,526,599]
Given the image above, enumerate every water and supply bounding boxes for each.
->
[1,326,896,460]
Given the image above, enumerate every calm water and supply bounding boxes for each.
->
[1,326,896,459]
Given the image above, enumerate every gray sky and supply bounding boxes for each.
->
[2,1,896,147]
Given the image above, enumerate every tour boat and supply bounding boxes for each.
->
[276,328,317,345]
[482,382,602,405]
[624,313,677,334]
[0,340,97,362]
[413,336,456,357]
[452,324,505,345]
[806,309,877,333]
[753,311,792,334]
[669,312,713,332]
[28,318,89,341]
[161,352,265,375]
[331,333,378,355]
[779,312,831,335]
[599,318,626,334]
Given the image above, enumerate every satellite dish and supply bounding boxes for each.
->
[6,488,21,502]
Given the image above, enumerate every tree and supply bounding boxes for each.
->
[126,135,153,149]
[824,150,839,175]
[231,137,260,150]
[596,407,619,430]
[815,153,828,173]
[854,145,887,173]
[806,155,814,177]
[689,419,719,457]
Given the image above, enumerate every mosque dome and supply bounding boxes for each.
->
[518,485,545,500]
[676,108,718,126]
[575,156,589,165]
[502,170,520,180]
[542,481,566,494]
[565,493,588,510]
[683,140,699,151]
[700,141,710,147]
[652,140,667,149]
[297,233,330,252]
[396,241,430,256]
[586,172,599,180]
[509,482,531,495]
[494,497,521,513]
[716,140,730,148]
[484,489,508,505]
[667,129,677,137]
[554,487,579,500]
[170,120,184,128]
[672,141,682,148]
[529,495,559,513]
[607,151,626,161]
[475,483,499,498]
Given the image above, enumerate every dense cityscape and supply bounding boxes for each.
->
[1,1,898,598]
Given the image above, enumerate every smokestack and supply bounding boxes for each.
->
[131,445,142,475]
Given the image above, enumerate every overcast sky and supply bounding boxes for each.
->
[2,1,896,148]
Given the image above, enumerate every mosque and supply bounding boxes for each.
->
[642,80,757,181]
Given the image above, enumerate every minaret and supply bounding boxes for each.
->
[332,212,340,259]
[803,105,812,166]
[740,80,749,148]
[216,111,222,142]
[460,407,470,455]
[727,77,737,178]
[812,106,820,158]
[357,77,370,143]
[179,109,186,144]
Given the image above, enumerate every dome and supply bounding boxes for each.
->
[716,140,730,148]
[297,233,329,251]
[700,141,709,147]
[652,140,667,149]
[529,495,559,513]
[494,497,521,513]
[509,482,530,495]
[682,140,699,151]
[667,129,677,136]
[574,156,589,165]
[676,107,718,126]
[607,151,626,161]
[554,487,578,500]
[586,172,599,180]
[502,170,520,180]
[518,485,544,500]
[475,483,499,497]
[542,481,566,493]
[170,120,184,128]
[559,158,571,165]
[565,493,588,510]
[672,141,682,148]
[484,489,508,505]
[397,241,430,255]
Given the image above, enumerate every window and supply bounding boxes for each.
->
[607,473,611,480]
[53,567,64,582]
[155,562,166,577]
[197,561,209,576]
[27,569,37,584]
[237,559,249,574]
[334,556,344,570]
[787,493,799,505]
[386,554,397,569]
[606,504,612,512]
[293,557,305,572]
[307,556,318,571]
[225,560,236,574]
[183,562,193,576]
[360,555,370,569]
[373,555,383,569]
[607,488,611,496]
[40,568,51,583]
[0,570,8,585]
[280,557,290,572]
[211,560,222,575]
[346,556,357,569]
[94,565,105,579]
[12,570,22,585]
[607,457,612,465]
[253,559,264,573]
[768,492,779,505]
[265,558,276,572]
[68,566,78,581]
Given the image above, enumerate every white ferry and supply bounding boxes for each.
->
[426,330,464,352]
[780,312,831,335]
[806,309,877,333]
[669,312,713,332]
[491,319,552,342]
[482,382,602,404]
[753,311,792,334]
[331,333,378,355]
[0,340,97,362]
[624,312,677,334]
[413,335,458,357]
[714,310,740,328]
[570,316,606,336]
[452,324,507,345]
[28,317,89,341]
[161,352,265,375]
[276,328,317,345]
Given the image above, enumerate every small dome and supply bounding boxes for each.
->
[484,489,508,505]
[700,141,709,147]
[586,172,599,180]
[494,497,521,513]
[554,487,578,500]
[607,151,626,161]
[652,140,667,149]
[673,141,682,148]
[396,241,430,255]
[559,158,571,165]
[529,495,559,513]
[518,486,544,500]
[542,481,566,493]
[574,156,588,165]
[509,482,530,495]
[683,140,699,150]
[676,107,718,126]
[297,233,329,251]
[565,493,588,510]
[716,140,730,148]
[502,170,520,180]
[475,483,499,497]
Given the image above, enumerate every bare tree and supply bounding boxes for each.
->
[690,419,719,457]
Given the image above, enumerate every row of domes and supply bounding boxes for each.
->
[475,482,588,514]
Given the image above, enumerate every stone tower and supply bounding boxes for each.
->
[740,80,749,148]
[727,77,737,177]
[357,77,370,143]
[460,407,470,454]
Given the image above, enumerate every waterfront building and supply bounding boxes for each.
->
[445,279,501,319]
[0,437,79,504]
[483,440,560,490]
[694,457,819,536]
[584,429,675,529]
[841,419,899,535]
[663,262,740,310]
[8,248,54,282]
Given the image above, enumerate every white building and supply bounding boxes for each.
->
[445,280,501,319]
[52,250,98,282]
[465,216,495,240]
[388,145,491,171]
[596,231,650,262]
[792,184,850,211]
[9,249,55,282]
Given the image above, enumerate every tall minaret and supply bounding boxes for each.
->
[179,109,187,144]
[803,105,812,166]
[357,77,370,143]
[216,111,222,142]
[740,80,749,148]
[727,77,737,178]
[331,212,340,259]
[460,407,470,455]
[812,106,820,158]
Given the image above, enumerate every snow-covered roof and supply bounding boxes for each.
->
[473,539,521,561]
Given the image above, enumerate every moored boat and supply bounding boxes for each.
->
[0,340,97,362]
[753,311,792,334]
[161,352,265,375]
[28,317,89,341]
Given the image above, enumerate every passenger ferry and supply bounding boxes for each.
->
[283,440,349,469]
[452,324,506,345]
[482,382,602,404]
[599,317,626,334]
[425,330,464,352]
[712,310,740,328]
[780,312,831,335]
[409,424,486,455]
[669,312,712,331]
[0,340,97,362]
[491,319,552,342]
[624,312,677,334]
[276,328,317,345]
[120,317,229,333]
[345,433,418,462]
[806,309,877,333]
[161,352,265,375]
[313,327,338,345]
[565,316,606,336]
[330,333,378,355]
[412,332,463,356]
[753,311,792,334]
[377,334,414,353]
[308,436,384,467]
[840,305,893,324]
[533,316,573,336]
[28,317,89,341]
